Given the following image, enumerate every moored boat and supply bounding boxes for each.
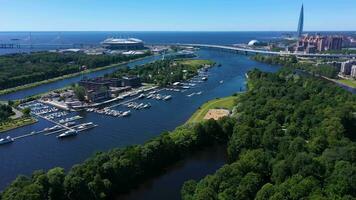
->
[0,136,14,145]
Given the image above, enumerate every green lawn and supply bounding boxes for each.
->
[337,79,356,88]
[187,96,237,124]
[0,117,37,133]
[178,59,215,67]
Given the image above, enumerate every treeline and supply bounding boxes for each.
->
[0,117,235,200]
[0,52,150,90]
[252,55,339,78]
[0,104,14,122]
[181,69,356,199]
[109,59,212,86]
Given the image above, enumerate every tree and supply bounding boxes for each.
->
[73,86,86,102]
[22,107,31,117]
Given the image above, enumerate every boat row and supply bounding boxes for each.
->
[44,111,68,119]
[86,108,131,117]
[57,122,97,139]
[187,91,203,97]
[59,115,82,124]
[146,94,172,100]
[165,88,181,92]
[32,107,58,115]
[125,102,151,110]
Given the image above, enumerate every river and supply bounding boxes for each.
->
[117,145,227,200]
[0,49,280,190]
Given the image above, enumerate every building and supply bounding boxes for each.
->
[296,35,343,53]
[101,38,144,50]
[351,65,356,78]
[79,78,113,102]
[306,45,317,54]
[340,60,356,75]
[327,36,343,51]
[297,4,304,38]
[122,76,141,87]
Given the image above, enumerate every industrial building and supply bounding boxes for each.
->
[79,76,141,102]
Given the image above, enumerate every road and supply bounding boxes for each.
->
[178,43,356,59]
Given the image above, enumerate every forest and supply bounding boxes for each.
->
[108,59,214,86]
[181,69,356,200]
[0,104,14,122]
[0,52,150,90]
[1,68,355,200]
[252,55,339,78]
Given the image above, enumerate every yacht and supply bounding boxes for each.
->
[122,111,131,117]
[138,94,145,99]
[202,77,208,81]
[0,136,14,145]
[163,95,172,100]
[64,122,76,127]
[57,130,78,138]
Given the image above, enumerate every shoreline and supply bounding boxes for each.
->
[0,117,38,134]
[0,55,152,96]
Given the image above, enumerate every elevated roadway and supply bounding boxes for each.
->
[177,43,356,59]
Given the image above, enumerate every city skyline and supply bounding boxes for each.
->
[1,0,356,31]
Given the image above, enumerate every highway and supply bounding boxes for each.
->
[178,43,356,59]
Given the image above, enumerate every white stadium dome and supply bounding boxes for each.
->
[248,40,260,46]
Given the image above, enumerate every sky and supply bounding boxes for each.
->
[0,0,355,31]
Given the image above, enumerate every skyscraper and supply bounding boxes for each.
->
[297,4,304,38]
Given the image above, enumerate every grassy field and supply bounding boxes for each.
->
[0,117,37,133]
[187,95,237,124]
[337,79,356,88]
[178,59,215,67]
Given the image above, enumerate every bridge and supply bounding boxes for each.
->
[177,43,356,59]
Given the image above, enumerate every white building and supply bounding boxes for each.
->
[351,65,356,78]
[340,60,356,75]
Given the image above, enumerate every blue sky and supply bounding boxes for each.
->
[1,0,355,31]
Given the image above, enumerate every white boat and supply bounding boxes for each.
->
[220,80,224,84]
[163,95,172,100]
[0,136,14,145]
[64,122,76,127]
[202,77,208,81]
[122,111,131,117]
[196,91,202,95]
[187,93,195,97]
[57,130,78,138]
[138,94,145,99]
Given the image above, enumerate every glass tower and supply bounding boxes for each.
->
[297,4,304,37]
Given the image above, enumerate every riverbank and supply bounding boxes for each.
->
[117,145,227,200]
[335,79,356,88]
[0,117,37,133]
[187,95,238,123]
[0,55,152,96]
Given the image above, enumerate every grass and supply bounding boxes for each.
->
[0,117,37,133]
[337,79,356,88]
[178,59,215,67]
[187,95,238,124]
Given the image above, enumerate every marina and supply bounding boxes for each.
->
[0,48,280,190]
